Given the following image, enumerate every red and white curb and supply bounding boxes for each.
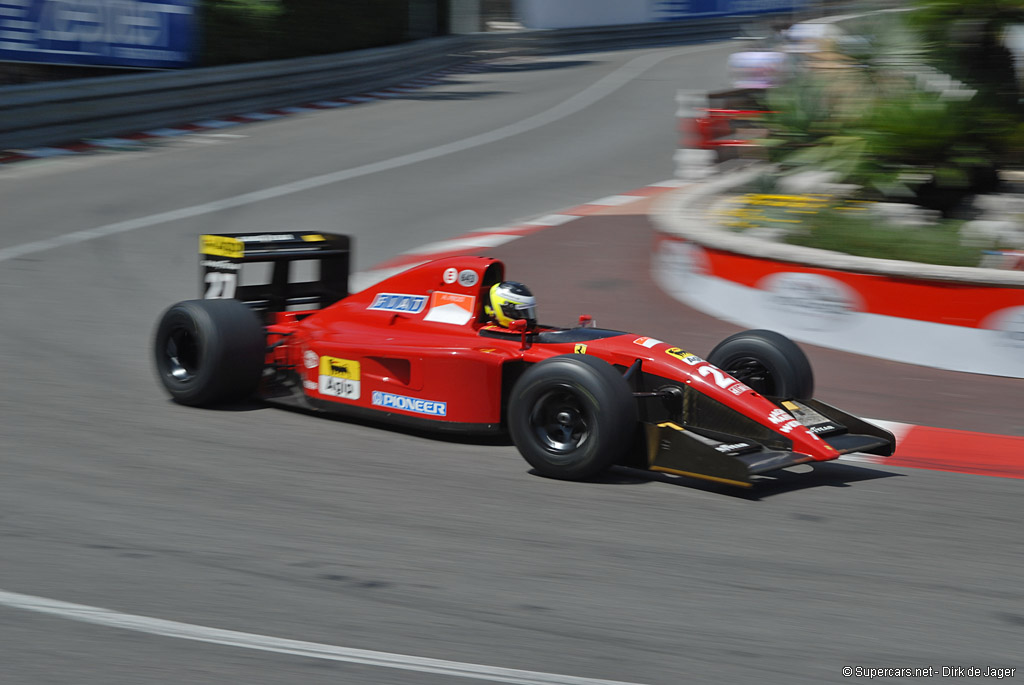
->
[351,180,688,291]
[847,419,1024,480]
[356,179,1024,482]
[0,63,492,164]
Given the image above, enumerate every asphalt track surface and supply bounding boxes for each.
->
[1,43,1022,684]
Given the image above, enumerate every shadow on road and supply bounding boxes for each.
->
[560,461,906,500]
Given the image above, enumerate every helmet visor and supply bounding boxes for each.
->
[501,300,537,325]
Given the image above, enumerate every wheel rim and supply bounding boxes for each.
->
[529,387,591,456]
[723,356,775,395]
[164,326,200,383]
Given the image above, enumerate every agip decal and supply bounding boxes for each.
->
[318,357,361,399]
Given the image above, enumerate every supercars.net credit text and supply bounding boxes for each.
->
[843,666,1016,679]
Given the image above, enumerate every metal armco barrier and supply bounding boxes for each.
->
[0,35,486,151]
[0,15,768,151]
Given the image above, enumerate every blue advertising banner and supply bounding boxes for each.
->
[0,0,196,69]
[516,0,805,30]
[653,0,804,21]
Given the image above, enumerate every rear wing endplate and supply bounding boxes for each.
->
[199,232,350,312]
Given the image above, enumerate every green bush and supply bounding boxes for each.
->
[785,209,982,267]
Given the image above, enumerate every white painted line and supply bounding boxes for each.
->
[523,214,579,227]
[647,179,688,188]
[402,234,520,255]
[350,265,426,292]
[587,195,642,206]
[0,589,644,685]
[0,43,722,265]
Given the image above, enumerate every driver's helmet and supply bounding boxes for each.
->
[485,281,537,329]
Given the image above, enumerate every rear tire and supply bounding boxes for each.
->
[508,355,637,481]
[707,329,814,399]
[153,299,265,406]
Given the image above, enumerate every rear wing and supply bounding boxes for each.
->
[199,232,350,313]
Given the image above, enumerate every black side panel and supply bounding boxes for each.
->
[632,371,794,452]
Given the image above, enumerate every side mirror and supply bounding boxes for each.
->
[578,314,594,328]
[509,318,531,350]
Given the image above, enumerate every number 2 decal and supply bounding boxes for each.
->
[697,364,735,389]
[204,272,237,299]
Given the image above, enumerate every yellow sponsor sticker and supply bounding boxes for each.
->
[199,235,244,259]
[665,347,702,364]
[319,357,360,380]
[301,234,326,242]
[318,356,361,399]
[574,344,588,354]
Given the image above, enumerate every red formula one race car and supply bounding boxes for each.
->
[153,232,895,487]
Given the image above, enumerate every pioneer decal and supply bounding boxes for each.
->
[371,391,446,416]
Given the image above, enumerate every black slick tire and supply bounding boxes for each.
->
[153,299,265,406]
[508,355,637,481]
[707,329,814,399]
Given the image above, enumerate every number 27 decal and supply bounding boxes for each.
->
[204,272,237,299]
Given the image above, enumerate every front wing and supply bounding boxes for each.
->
[643,399,896,487]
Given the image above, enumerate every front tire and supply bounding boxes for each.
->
[153,299,265,406]
[508,355,637,481]
[707,329,814,399]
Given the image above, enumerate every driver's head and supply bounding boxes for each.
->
[485,281,537,329]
